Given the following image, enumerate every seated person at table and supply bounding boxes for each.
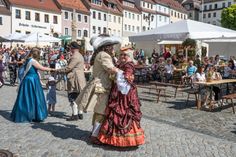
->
[164,58,175,83]
[223,60,236,78]
[151,59,159,80]
[181,60,197,86]
[156,57,166,82]
[207,66,222,106]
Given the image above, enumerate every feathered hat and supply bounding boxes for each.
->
[90,34,122,50]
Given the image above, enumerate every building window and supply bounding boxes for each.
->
[132,14,134,20]
[125,11,127,18]
[118,17,121,23]
[84,16,88,23]
[71,13,73,20]
[164,8,166,13]
[93,26,96,33]
[92,0,102,5]
[204,5,207,10]
[222,2,225,8]
[181,14,183,19]
[98,27,101,34]
[203,14,206,18]
[0,17,2,25]
[103,27,107,34]
[53,16,58,24]
[208,13,211,18]
[84,30,88,37]
[26,31,30,34]
[151,4,153,9]
[78,14,81,22]
[213,12,216,17]
[159,15,162,21]
[214,4,218,9]
[109,15,111,22]
[104,14,107,21]
[44,14,49,23]
[136,26,139,32]
[147,3,149,8]
[137,15,139,21]
[124,24,127,30]
[16,30,21,33]
[143,26,146,31]
[159,6,161,11]
[25,11,30,20]
[189,13,192,18]
[78,30,81,37]
[35,13,40,22]
[174,12,176,17]
[98,12,101,20]
[93,11,96,19]
[228,2,231,7]
[171,10,173,16]
[143,1,145,7]
[178,13,180,18]
[128,25,131,31]
[15,9,21,19]
[132,26,134,32]
[129,13,131,19]
[65,28,69,35]
[113,16,116,23]
[209,4,212,10]
[65,11,68,19]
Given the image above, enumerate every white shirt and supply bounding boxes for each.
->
[195,72,206,82]
[165,64,174,74]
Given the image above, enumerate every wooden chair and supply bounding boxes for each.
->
[221,93,236,114]
[185,89,199,108]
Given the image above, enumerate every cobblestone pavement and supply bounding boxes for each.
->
[0,85,236,157]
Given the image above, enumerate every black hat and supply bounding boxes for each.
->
[70,41,80,49]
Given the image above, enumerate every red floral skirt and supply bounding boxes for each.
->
[98,121,145,147]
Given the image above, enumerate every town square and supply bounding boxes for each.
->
[0,0,236,157]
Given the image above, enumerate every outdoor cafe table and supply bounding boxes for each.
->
[194,79,236,110]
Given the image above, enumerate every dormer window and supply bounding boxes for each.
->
[108,3,116,10]
[92,0,102,5]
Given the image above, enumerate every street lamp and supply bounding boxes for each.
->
[144,13,154,30]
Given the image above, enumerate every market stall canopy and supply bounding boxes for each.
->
[59,35,71,41]
[0,36,10,42]
[22,33,61,42]
[4,32,25,42]
[129,20,236,42]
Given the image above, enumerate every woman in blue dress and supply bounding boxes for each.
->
[11,47,54,123]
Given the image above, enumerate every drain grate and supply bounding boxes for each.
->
[0,150,14,157]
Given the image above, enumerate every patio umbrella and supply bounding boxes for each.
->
[0,36,10,42]
[22,33,61,43]
[129,20,236,42]
[4,32,25,42]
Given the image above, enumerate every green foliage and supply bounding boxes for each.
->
[182,38,196,48]
[221,4,236,30]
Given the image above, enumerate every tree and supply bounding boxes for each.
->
[221,4,236,30]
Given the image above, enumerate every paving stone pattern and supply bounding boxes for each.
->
[0,85,236,157]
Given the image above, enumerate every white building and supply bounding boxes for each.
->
[155,0,170,27]
[136,0,157,31]
[8,0,62,37]
[200,0,234,26]
[0,0,11,37]
[121,0,142,39]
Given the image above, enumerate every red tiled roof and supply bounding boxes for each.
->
[57,0,89,14]
[163,0,187,13]
[143,0,155,4]
[8,0,61,13]
[0,6,10,15]
[203,0,224,4]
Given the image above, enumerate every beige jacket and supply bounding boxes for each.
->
[59,51,86,93]
[92,51,114,114]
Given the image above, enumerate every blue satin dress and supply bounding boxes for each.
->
[11,58,48,123]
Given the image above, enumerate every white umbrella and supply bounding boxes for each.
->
[22,33,61,43]
[5,32,25,42]
[129,20,236,42]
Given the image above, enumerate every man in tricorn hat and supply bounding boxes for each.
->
[57,41,86,121]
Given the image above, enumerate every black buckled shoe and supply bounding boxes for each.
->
[78,114,83,120]
[66,114,79,121]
